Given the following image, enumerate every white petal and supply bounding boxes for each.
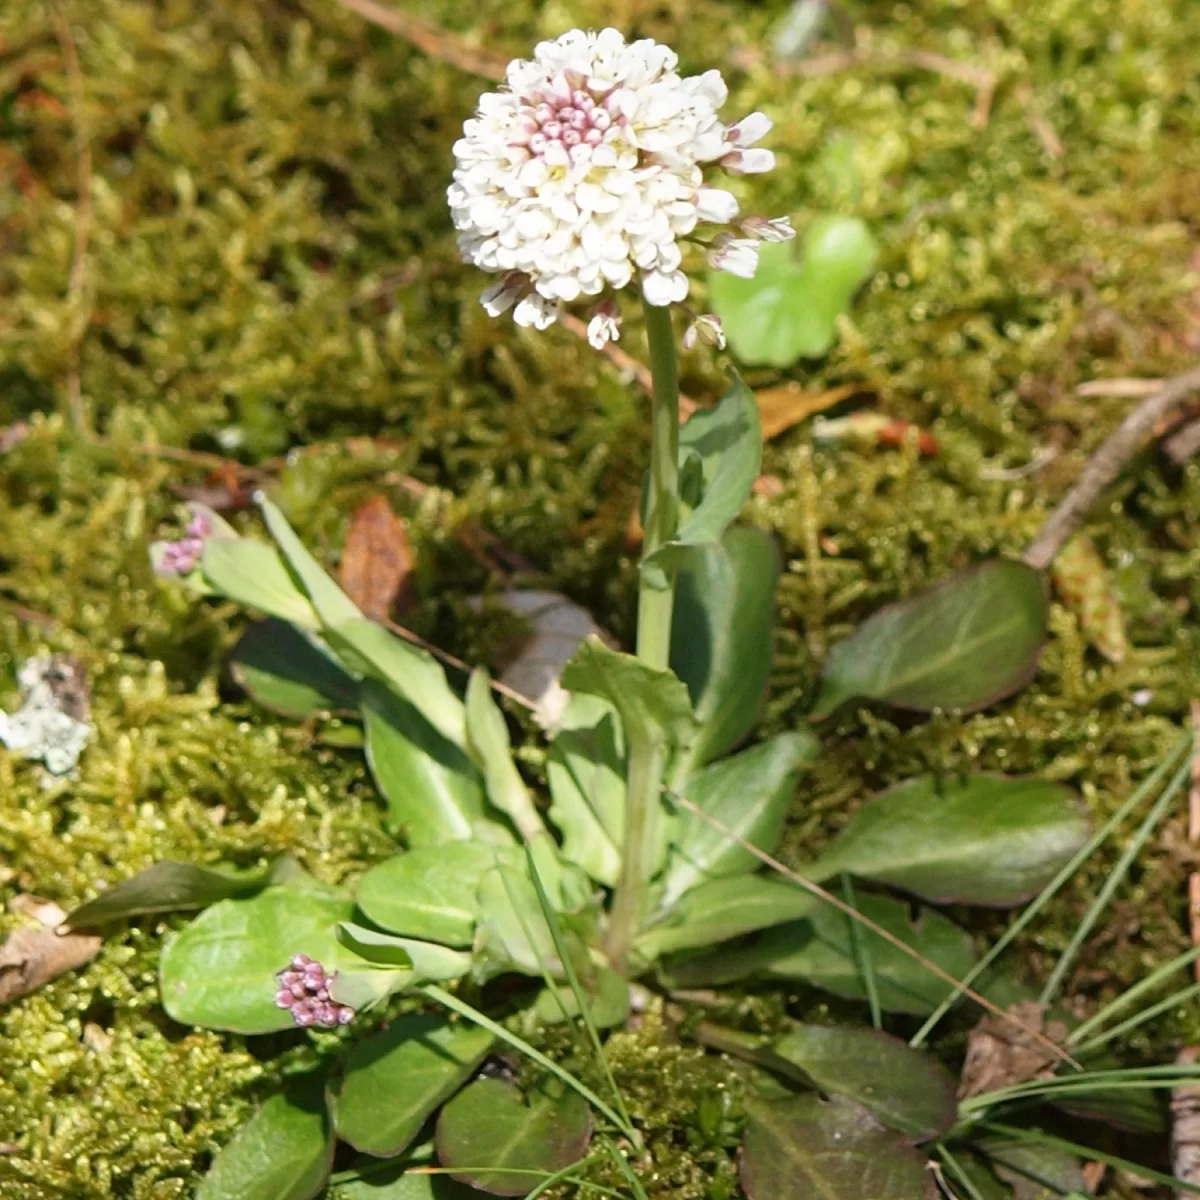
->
[728,112,772,147]
[695,188,739,223]
[642,269,688,306]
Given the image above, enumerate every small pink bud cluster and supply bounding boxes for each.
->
[157,513,212,575]
[274,954,355,1028]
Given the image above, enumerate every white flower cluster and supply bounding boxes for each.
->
[448,28,793,345]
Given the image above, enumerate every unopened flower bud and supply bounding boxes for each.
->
[586,301,622,349]
[683,313,726,350]
[741,215,796,242]
[274,956,355,1029]
[707,233,760,279]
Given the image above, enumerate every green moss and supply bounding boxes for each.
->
[3,0,1200,1191]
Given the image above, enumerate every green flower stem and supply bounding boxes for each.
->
[607,299,681,974]
[634,300,681,671]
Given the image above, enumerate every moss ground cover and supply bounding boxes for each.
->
[2,0,1200,1193]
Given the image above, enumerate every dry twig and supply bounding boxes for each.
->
[1172,703,1200,1196]
[331,0,508,79]
[47,0,93,437]
[1023,366,1200,570]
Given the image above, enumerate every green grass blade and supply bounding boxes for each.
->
[599,1135,650,1200]
[524,844,637,1143]
[421,984,632,1136]
[1068,943,1200,1045]
[936,1143,986,1200]
[980,1121,1200,1194]
[1040,753,1193,1004]
[1072,980,1200,1056]
[841,873,882,1030]
[911,729,1193,1048]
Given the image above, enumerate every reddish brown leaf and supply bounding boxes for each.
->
[0,899,101,1007]
[755,383,859,441]
[339,495,415,621]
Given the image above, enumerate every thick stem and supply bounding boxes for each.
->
[635,300,681,668]
[607,300,681,974]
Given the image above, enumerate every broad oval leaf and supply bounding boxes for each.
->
[659,732,819,912]
[980,1134,1087,1199]
[335,924,471,982]
[772,1025,957,1142]
[560,637,698,754]
[665,892,976,1015]
[66,859,279,927]
[356,844,503,947]
[740,1094,934,1200]
[635,874,817,961]
[228,619,359,719]
[472,866,560,981]
[806,775,1089,907]
[197,1073,332,1200]
[811,560,1047,718]
[201,538,321,630]
[160,887,352,1033]
[546,694,625,887]
[670,527,782,769]
[435,1077,592,1197]
[361,679,502,847]
[335,1014,494,1158]
[711,217,879,368]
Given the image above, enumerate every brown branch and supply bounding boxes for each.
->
[1023,366,1200,570]
[667,790,1081,1071]
[47,0,93,438]
[1165,417,1200,467]
[559,312,698,419]
[330,0,508,80]
[1172,703,1200,1197]
[1016,81,1064,159]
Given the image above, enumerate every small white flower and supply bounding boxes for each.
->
[707,234,760,278]
[450,29,788,331]
[587,302,622,348]
[742,215,796,242]
[683,313,726,350]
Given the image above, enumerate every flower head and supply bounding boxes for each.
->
[450,28,785,331]
[275,954,355,1028]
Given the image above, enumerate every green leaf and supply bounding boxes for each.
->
[665,893,976,1015]
[739,1094,934,1200]
[335,923,471,981]
[197,1072,332,1200]
[473,866,560,980]
[200,538,320,630]
[670,527,782,768]
[331,617,466,748]
[66,858,282,926]
[257,493,361,627]
[356,844,506,947]
[361,679,502,847]
[772,1025,957,1141]
[228,619,359,719]
[435,1077,593,1197]
[806,775,1090,907]
[530,967,631,1031]
[335,1015,494,1158]
[257,495,467,746]
[979,1135,1087,1200]
[159,886,352,1033]
[561,637,698,755]
[811,560,1048,718]
[465,668,544,842]
[659,733,819,912]
[711,217,879,368]
[635,874,817,960]
[338,1161,479,1200]
[546,694,625,887]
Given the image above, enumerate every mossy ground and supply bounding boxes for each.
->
[2,0,1200,1194]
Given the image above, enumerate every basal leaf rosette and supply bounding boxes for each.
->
[449,27,794,349]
